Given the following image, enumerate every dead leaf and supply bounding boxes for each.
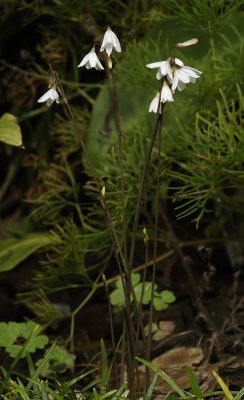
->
[144,320,176,341]
[152,346,203,368]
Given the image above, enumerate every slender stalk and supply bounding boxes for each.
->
[134,231,149,357]
[146,114,162,384]
[48,65,137,360]
[109,69,128,266]
[129,107,164,269]
[49,64,128,276]
[102,274,119,386]
[134,230,149,395]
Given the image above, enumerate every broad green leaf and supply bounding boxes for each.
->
[134,282,154,304]
[131,272,141,286]
[6,335,49,358]
[153,297,168,311]
[115,272,141,289]
[0,321,49,358]
[110,288,125,306]
[160,290,176,304]
[0,322,19,346]
[0,232,60,272]
[0,113,23,148]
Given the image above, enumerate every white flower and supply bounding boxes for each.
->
[100,27,121,56]
[37,87,59,107]
[160,80,174,103]
[78,47,104,70]
[146,58,173,80]
[171,58,202,92]
[149,92,162,114]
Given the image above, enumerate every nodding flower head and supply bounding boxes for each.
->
[146,58,173,81]
[149,92,162,114]
[37,87,59,107]
[78,47,104,70]
[160,80,174,103]
[100,27,121,56]
[170,58,202,92]
[146,37,202,99]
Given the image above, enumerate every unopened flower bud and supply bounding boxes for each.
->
[108,56,113,69]
[175,38,198,48]
[101,186,106,197]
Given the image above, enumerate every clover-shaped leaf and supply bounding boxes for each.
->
[134,282,156,304]
[36,345,75,376]
[153,290,176,311]
[0,321,49,358]
[153,297,169,311]
[160,290,176,304]
[110,287,125,306]
[110,274,175,312]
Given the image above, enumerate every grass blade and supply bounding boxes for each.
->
[136,357,187,399]
[185,366,202,398]
[145,370,159,400]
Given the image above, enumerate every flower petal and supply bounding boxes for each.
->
[146,61,164,69]
[78,53,90,68]
[174,58,184,67]
[37,89,52,103]
[46,98,54,107]
[111,31,121,52]
[156,69,162,80]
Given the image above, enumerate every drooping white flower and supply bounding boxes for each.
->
[146,58,173,80]
[160,80,174,103]
[171,58,202,92]
[149,92,162,114]
[78,47,104,70]
[100,27,121,56]
[37,87,59,107]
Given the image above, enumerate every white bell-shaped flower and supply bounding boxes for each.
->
[78,47,104,70]
[37,87,59,107]
[171,58,202,92]
[100,27,121,56]
[149,92,162,114]
[160,80,174,103]
[146,58,173,80]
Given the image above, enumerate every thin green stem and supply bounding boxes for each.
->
[146,115,162,376]
[129,107,164,269]
[109,68,128,268]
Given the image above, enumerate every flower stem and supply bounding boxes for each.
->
[129,106,164,269]
[109,68,128,267]
[146,114,162,375]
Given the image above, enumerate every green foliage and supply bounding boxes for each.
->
[166,86,244,226]
[110,272,176,310]
[36,345,75,376]
[0,2,243,396]
[0,232,60,273]
[0,113,23,148]
[0,321,48,358]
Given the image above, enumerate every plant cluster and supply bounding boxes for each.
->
[0,0,243,398]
